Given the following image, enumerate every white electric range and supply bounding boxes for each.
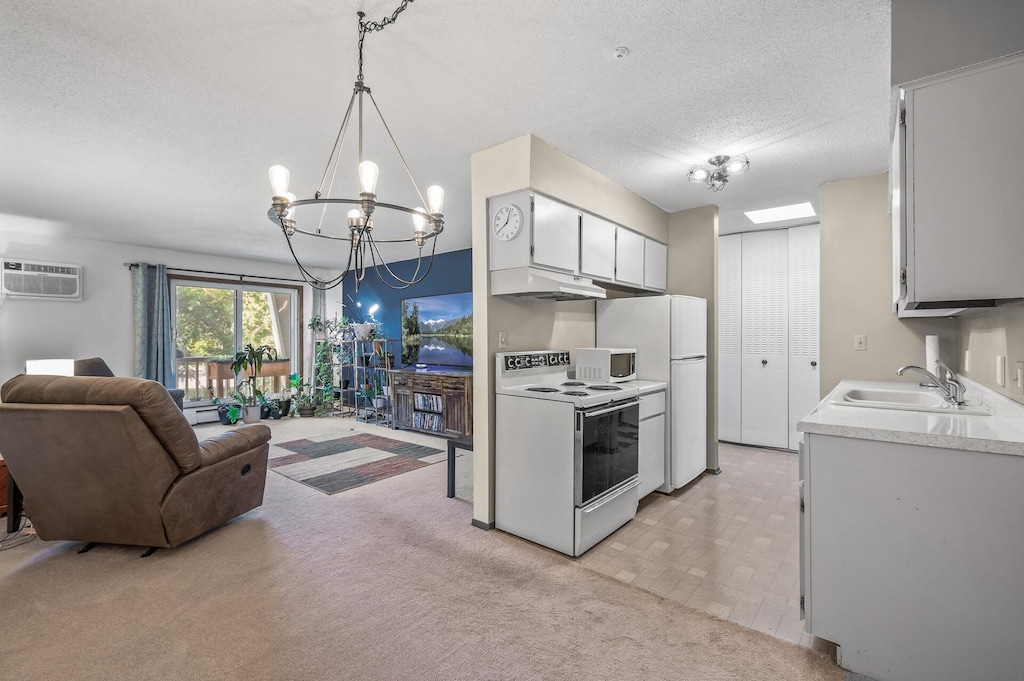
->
[494,350,641,408]
[494,350,640,557]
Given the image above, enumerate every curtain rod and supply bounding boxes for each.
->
[123,263,308,284]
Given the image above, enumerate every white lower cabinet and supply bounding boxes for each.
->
[638,390,666,498]
[802,432,1024,681]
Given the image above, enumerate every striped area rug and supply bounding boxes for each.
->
[268,432,446,495]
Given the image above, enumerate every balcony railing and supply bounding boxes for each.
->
[175,356,293,402]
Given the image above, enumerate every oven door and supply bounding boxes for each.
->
[574,399,640,507]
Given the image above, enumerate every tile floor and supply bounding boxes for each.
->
[577,442,834,655]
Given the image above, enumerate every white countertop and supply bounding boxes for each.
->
[797,379,1024,456]
[621,380,667,396]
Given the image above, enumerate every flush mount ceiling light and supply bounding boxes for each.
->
[744,202,816,224]
[267,0,444,292]
[687,154,750,192]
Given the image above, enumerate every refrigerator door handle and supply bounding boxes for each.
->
[672,355,707,362]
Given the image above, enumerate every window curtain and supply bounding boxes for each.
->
[131,263,175,387]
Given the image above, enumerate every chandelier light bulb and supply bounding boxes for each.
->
[358,160,380,194]
[412,207,427,234]
[269,165,291,196]
[689,166,709,183]
[426,185,445,214]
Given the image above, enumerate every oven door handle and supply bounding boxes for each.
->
[581,477,639,513]
[581,399,640,419]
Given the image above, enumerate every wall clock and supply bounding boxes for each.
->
[492,204,523,241]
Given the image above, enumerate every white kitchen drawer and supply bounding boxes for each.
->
[639,391,666,419]
[574,478,639,556]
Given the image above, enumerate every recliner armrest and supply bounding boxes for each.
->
[199,424,272,467]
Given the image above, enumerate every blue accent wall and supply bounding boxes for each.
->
[341,248,472,341]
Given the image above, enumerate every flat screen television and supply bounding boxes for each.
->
[400,291,473,369]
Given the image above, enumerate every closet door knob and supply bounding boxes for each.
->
[810,361,817,367]
[761,359,768,366]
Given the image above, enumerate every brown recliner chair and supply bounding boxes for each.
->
[0,374,271,549]
[73,357,186,411]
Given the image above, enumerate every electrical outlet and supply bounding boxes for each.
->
[1016,361,1024,394]
[498,330,508,349]
[964,350,970,373]
[997,355,1006,387]
[854,334,867,351]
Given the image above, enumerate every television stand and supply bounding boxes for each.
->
[390,368,472,438]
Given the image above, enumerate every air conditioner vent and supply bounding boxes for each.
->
[1,259,83,300]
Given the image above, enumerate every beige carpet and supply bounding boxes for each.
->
[0,419,841,681]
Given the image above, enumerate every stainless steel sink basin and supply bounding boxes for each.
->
[832,387,989,415]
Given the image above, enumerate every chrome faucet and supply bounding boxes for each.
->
[897,363,966,406]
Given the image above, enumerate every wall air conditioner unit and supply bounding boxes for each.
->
[1,259,83,300]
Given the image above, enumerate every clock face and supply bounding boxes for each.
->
[492,204,523,241]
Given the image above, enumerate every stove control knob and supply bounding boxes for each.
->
[514,356,523,368]
[561,352,570,365]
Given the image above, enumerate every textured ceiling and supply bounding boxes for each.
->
[0,0,891,267]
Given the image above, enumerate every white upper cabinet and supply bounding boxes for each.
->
[580,213,616,280]
[643,238,667,290]
[489,191,580,275]
[615,227,645,287]
[532,194,580,274]
[895,52,1024,316]
[490,190,666,294]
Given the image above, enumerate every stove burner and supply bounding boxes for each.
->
[561,381,586,387]
[526,386,560,393]
[588,384,623,391]
[563,391,589,397]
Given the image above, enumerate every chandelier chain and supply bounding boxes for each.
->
[357,0,415,82]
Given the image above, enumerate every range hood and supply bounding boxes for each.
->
[491,267,607,301]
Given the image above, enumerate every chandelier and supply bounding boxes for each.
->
[267,0,444,291]
[687,154,750,192]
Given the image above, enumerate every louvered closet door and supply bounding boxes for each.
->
[717,234,742,442]
[788,225,820,450]
[741,230,789,448]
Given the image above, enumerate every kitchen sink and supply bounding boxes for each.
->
[832,387,990,415]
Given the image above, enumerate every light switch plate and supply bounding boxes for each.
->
[1017,362,1024,394]
[854,334,867,351]
[498,330,508,349]
[997,355,1006,386]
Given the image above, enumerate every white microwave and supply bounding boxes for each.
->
[575,348,636,383]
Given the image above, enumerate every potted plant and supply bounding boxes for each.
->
[295,385,317,417]
[215,400,243,425]
[230,343,278,423]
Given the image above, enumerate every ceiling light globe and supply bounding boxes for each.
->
[358,161,380,194]
[269,165,291,196]
[688,166,709,183]
[426,185,445,215]
[726,155,749,175]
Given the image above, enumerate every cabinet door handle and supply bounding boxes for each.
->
[810,361,817,367]
[762,359,768,366]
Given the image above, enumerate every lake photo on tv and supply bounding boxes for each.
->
[400,291,473,368]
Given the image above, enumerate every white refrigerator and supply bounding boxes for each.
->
[596,295,707,491]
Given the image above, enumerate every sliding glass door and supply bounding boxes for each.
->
[171,279,300,406]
